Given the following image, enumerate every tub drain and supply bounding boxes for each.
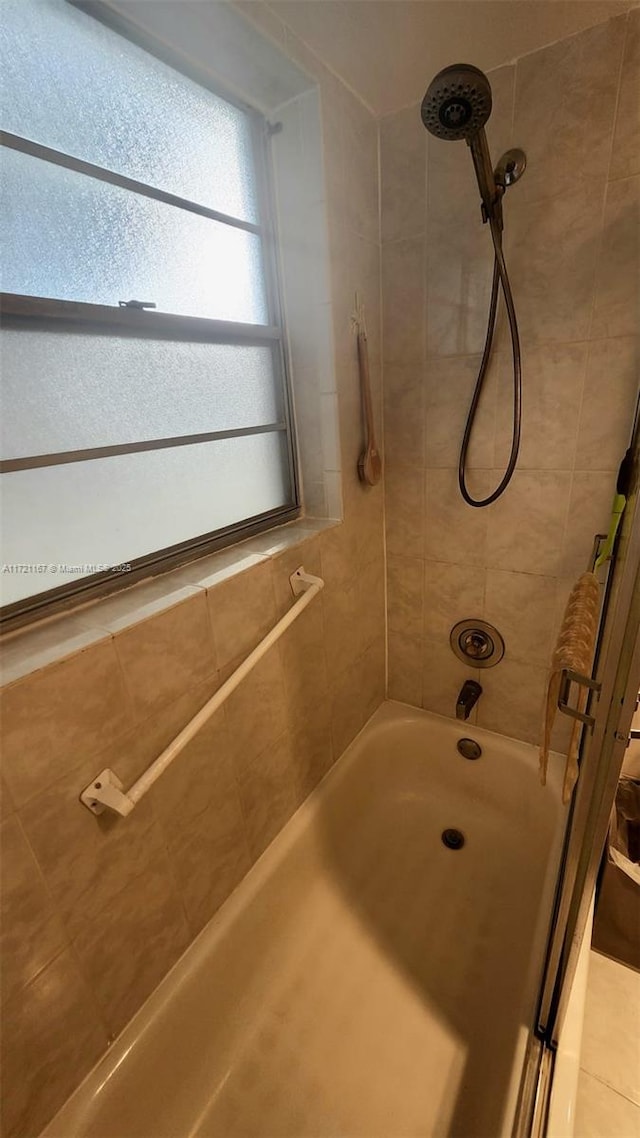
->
[457,737,482,760]
[442,828,465,850]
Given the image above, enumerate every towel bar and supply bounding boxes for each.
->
[80,566,324,818]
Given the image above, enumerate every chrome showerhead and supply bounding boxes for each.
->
[420,63,492,141]
[420,66,526,510]
[421,63,501,225]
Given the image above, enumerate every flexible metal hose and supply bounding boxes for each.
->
[458,214,522,507]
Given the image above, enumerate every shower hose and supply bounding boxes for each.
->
[458,214,522,507]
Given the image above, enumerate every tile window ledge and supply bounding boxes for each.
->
[0,518,339,689]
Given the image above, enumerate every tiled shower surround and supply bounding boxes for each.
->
[0,6,638,1138]
[383,9,639,742]
[0,9,384,1136]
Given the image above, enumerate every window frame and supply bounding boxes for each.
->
[0,0,300,632]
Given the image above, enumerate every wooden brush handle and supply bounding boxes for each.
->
[356,329,382,486]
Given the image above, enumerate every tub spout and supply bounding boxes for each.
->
[456,680,482,720]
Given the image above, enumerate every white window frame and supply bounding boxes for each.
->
[0,0,300,631]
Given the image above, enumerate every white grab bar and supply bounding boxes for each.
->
[80,567,324,818]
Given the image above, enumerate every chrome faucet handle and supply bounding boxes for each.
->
[456,679,483,720]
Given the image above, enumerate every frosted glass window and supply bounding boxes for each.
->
[1,434,291,605]
[2,149,268,323]
[2,332,282,458]
[0,0,258,222]
[1,0,298,617]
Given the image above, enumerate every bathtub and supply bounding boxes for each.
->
[42,701,567,1138]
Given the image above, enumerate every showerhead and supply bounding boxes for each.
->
[420,66,526,510]
[421,63,499,224]
[421,63,492,141]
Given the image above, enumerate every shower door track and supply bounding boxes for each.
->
[512,440,640,1137]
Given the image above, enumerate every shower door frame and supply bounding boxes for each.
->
[539,564,639,1046]
[513,435,640,1137]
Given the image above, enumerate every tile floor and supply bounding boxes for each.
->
[574,950,640,1137]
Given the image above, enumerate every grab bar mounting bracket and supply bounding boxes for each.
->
[589,533,608,572]
[289,567,323,596]
[80,768,134,817]
[557,668,602,731]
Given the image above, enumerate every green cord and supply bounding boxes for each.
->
[594,492,627,570]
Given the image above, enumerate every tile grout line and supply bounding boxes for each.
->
[604,10,631,189]
[377,117,390,699]
[420,120,430,712]
[579,1066,640,1110]
[557,11,630,589]
[584,10,628,348]
[378,329,640,369]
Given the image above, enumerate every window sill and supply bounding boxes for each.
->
[0,517,338,688]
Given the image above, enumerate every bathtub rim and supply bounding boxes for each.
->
[40,698,567,1138]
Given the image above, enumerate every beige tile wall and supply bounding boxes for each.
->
[383,9,639,742]
[4,9,638,1135]
[0,10,385,1134]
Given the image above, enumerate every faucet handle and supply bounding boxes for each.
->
[456,679,483,721]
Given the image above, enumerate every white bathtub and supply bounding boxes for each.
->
[43,701,567,1138]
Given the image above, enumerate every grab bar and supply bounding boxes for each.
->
[80,567,324,818]
[588,532,608,572]
[555,533,609,731]
[557,667,602,730]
